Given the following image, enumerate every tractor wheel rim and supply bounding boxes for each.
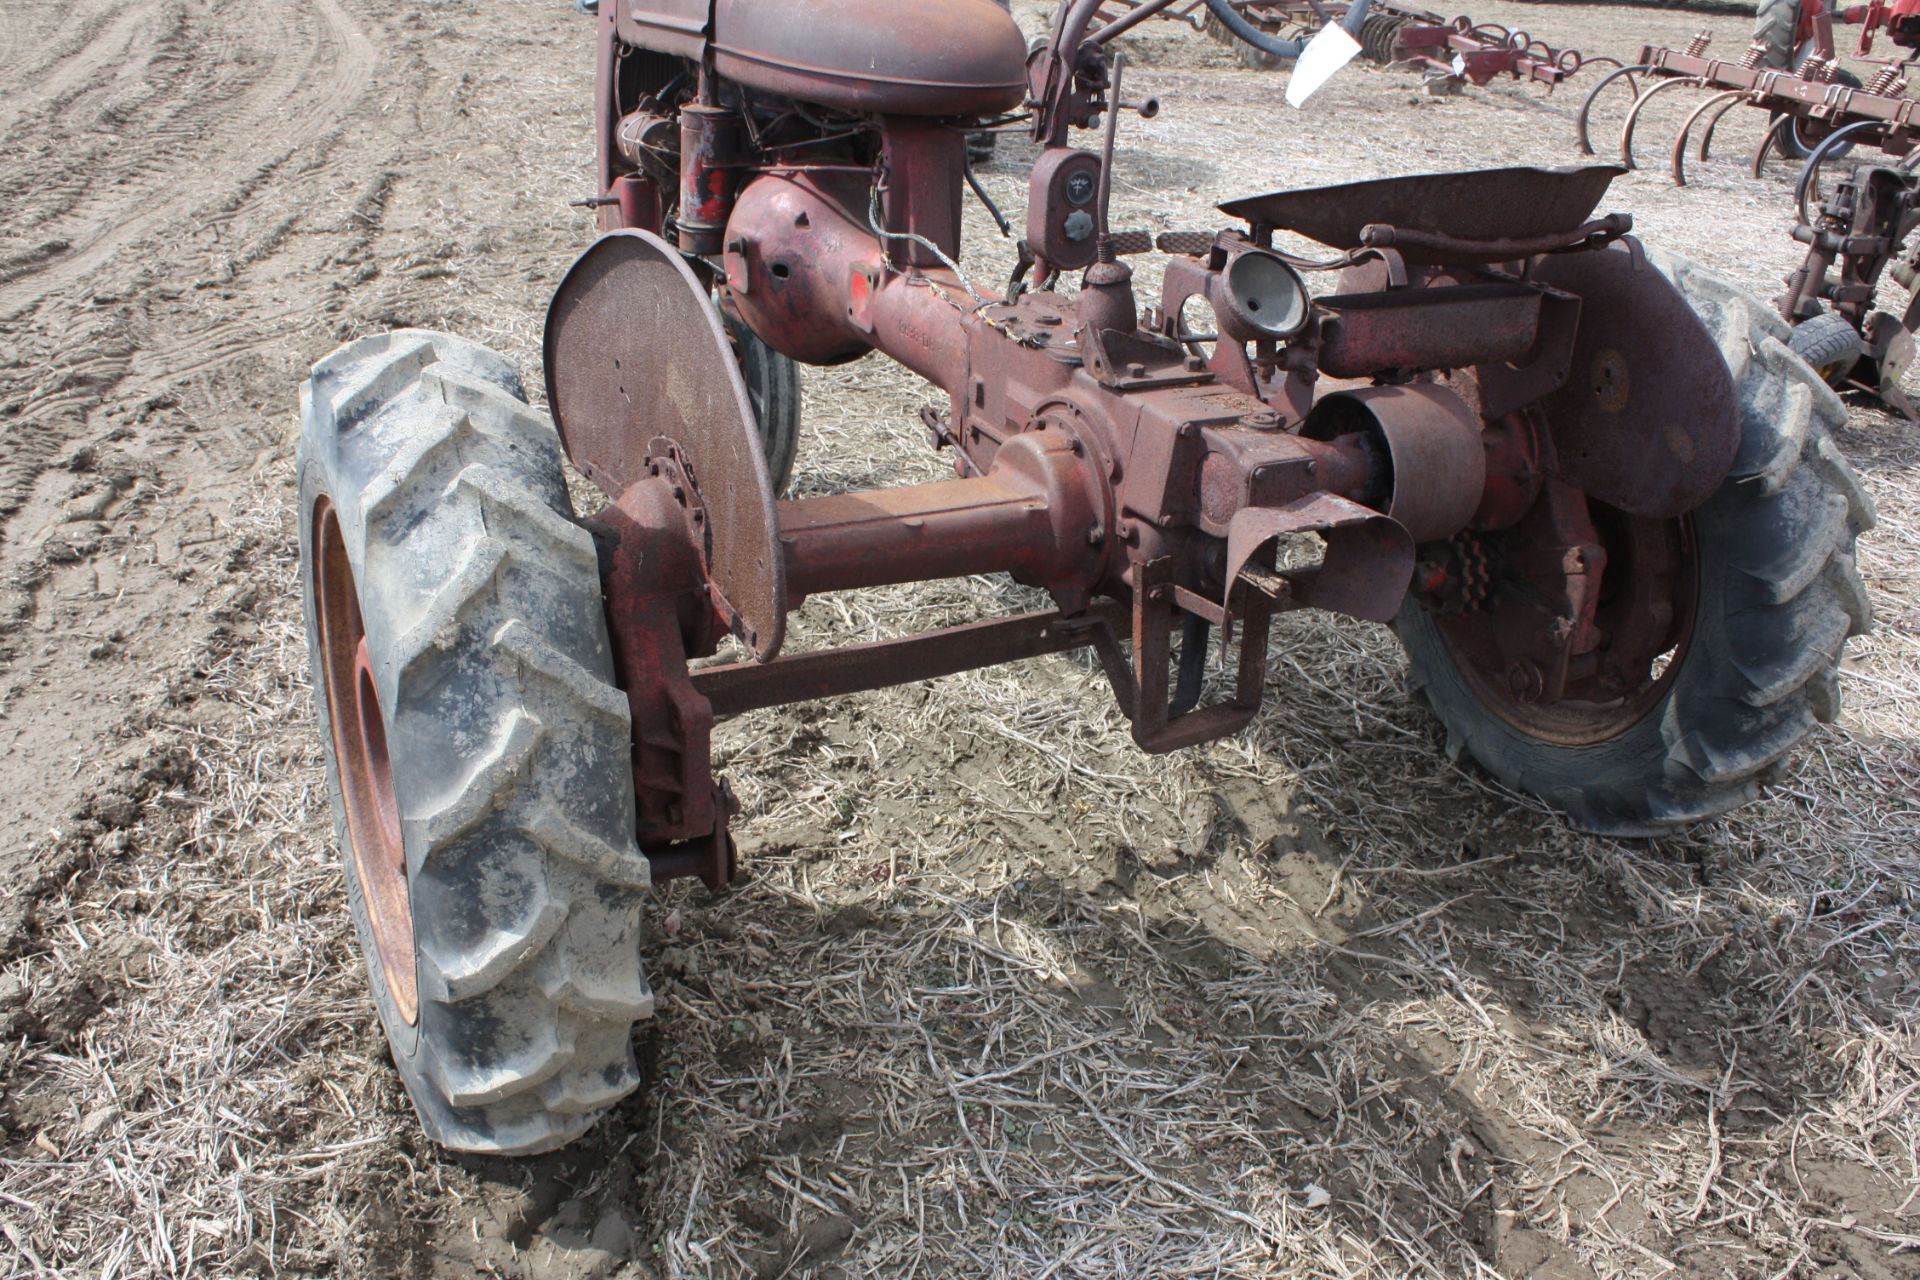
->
[313,497,419,1025]
[1433,506,1700,747]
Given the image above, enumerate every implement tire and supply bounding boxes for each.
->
[1396,252,1875,836]
[1789,309,1866,386]
[298,330,653,1154]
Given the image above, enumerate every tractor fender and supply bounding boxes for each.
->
[1524,238,1741,519]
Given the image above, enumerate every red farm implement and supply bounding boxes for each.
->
[294,0,1874,1152]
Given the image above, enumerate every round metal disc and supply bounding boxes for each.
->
[545,229,785,660]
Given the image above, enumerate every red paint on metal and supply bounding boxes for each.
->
[779,427,1106,602]
[712,0,1028,116]
[571,0,1742,871]
[587,480,737,890]
[1221,166,1626,258]
[1317,284,1544,378]
[693,603,1128,717]
[1530,240,1740,519]
[545,230,788,659]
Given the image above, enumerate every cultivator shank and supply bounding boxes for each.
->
[1572,18,1920,414]
[1579,29,1920,184]
[1064,0,1615,88]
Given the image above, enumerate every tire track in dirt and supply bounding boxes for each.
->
[0,0,378,522]
[0,0,375,321]
[0,0,153,141]
[0,0,382,873]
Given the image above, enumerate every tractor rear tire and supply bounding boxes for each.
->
[299,330,654,1154]
[1754,0,1797,69]
[1789,309,1866,386]
[730,318,801,495]
[1395,252,1875,836]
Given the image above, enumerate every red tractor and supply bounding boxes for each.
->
[1752,0,1920,151]
[1755,0,1920,66]
[296,0,1874,1152]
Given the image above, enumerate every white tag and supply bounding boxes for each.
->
[1452,52,1467,76]
[1286,22,1363,108]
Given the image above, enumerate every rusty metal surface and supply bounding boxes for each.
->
[1223,494,1415,625]
[1530,240,1740,519]
[779,427,1103,602]
[310,496,418,1025]
[586,479,737,890]
[1427,487,1699,744]
[677,103,741,257]
[1123,556,1273,753]
[1355,214,1631,266]
[723,175,883,365]
[881,120,968,269]
[614,0,708,61]
[1219,166,1626,254]
[694,603,1126,717]
[712,0,1028,117]
[1584,38,1920,184]
[1317,283,1543,377]
[545,229,787,659]
[1303,385,1486,543]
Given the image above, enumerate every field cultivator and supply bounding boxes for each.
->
[1571,13,1920,416]
[295,0,1874,1153]
[1781,156,1920,414]
[1221,0,1616,88]
[1576,8,1920,186]
[1091,0,1614,88]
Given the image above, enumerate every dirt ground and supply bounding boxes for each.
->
[1,0,1915,1276]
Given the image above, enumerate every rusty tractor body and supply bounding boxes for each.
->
[577,0,1745,888]
[297,0,1874,1153]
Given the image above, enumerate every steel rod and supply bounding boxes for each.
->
[692,603,1126,717]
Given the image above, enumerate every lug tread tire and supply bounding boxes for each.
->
[299,329,653,1154]
[1395,250,1875,836]
[1788,311,1867,388]
[1753,0,1797,69]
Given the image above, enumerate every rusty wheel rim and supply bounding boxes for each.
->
[312,496,418,1025]
[1434,507,1700,747]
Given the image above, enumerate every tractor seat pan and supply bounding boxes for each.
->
[1220,165,1627,250]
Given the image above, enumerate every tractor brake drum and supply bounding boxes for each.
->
[1526,238,1740,519]
[545,229,787,659]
